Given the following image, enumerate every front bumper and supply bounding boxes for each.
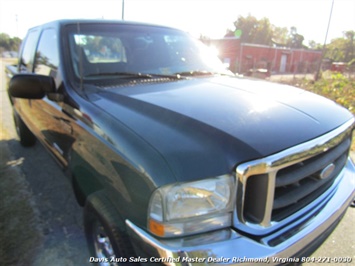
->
[126,159,355,265]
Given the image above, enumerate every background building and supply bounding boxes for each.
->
[205,38,322,76]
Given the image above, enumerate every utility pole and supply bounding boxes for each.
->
[315,0,334,81]
[122,0,125,20]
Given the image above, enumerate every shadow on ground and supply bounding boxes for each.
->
[0,138,90,266]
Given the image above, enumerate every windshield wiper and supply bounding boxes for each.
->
[85,72,153,78]
[174,70,233,77]
[85,71,184,79]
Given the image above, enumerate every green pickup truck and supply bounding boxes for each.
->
[6,19,355,265]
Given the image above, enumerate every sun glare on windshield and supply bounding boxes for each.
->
[68,24,229,79]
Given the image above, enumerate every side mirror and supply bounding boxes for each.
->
[9,74,55,99]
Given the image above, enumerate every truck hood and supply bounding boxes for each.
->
[89,76,353,181]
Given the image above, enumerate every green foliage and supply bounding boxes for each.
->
[225,15,274,45]
[286,72,355,113]
[325,30,355,62]
[272,26,289,46]
[308,40,322,50]
[224,15,353,56]
[225,15,306,48]
[0,33,22,52]
[287,27,306,49]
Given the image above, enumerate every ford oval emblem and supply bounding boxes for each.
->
[319,163,335,180]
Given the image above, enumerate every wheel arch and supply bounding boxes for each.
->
[83,190,138,261]
[71,165,104,206]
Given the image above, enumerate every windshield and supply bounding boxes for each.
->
[66,23,230,80]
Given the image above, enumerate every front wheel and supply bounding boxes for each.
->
[83,191,137,265]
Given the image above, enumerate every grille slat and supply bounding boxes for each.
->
[235,119,354,234]
[273,142,349,211]
[275,138,351,187]
[272,152,348,218]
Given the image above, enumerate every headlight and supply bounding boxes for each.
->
[147,174,236,237]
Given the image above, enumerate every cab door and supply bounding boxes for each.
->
[13,29,41,137]
[30,28,75,167]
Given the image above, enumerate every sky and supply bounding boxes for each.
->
[0,0,354,45]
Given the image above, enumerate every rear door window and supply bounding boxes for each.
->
[20,30,39,73]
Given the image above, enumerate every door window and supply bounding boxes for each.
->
[34,29,59,78]
[20,30,39,73]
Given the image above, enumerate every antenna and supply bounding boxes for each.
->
[122,0,125,20]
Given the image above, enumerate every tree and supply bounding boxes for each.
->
[0,33,22,52]
[0,33,11,50]
[325,38,347,61]
[225,15,307,49]
[9,37,22,51]
[272,26,289,46]
[344,30,354,62]
[225,15,273,45]
[253,18,273,45]
[287,27,305,49]
[324,31,355,62]
[308,40,322,50]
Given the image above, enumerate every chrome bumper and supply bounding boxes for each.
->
[126,159,355,265]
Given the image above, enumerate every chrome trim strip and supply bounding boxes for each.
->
[263,172,276,226]
[235,118,354,233]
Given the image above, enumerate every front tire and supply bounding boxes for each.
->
[83,191,137,265]
[13,110,36,147]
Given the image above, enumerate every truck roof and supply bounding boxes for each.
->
[28,19,177,32]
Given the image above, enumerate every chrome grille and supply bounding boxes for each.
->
[272,137,349,221]
[235,119,354,234]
